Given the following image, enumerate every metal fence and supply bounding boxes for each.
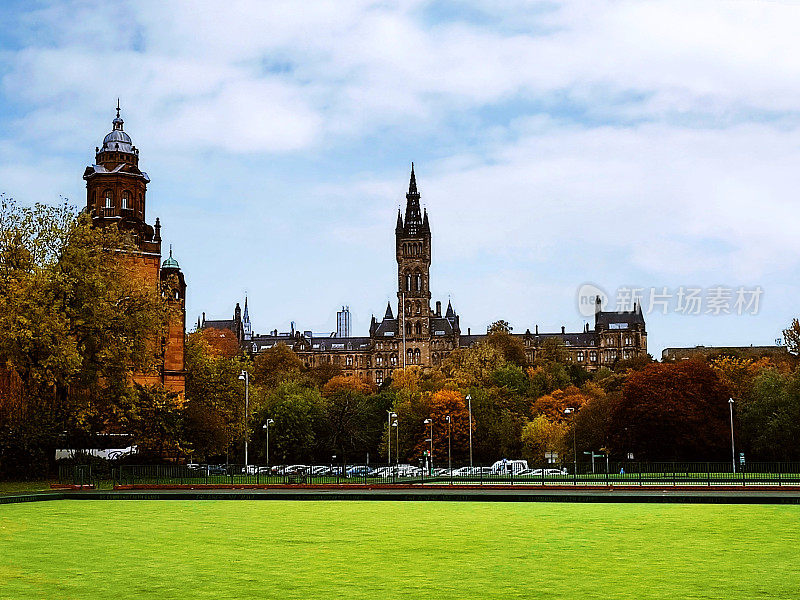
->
[58,462,800,488]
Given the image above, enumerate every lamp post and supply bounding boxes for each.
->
[466,394,473,468]
[387,411,396,465]
[262,419,274,468]
[238,370,250,467]
[728,398,736,474]
[392,419,399,465]
[424,418,433,474]
[564,407,577,476]
[445,415,452,476]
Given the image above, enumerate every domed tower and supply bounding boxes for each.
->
[83,101,160,254]
[83,102,186,395]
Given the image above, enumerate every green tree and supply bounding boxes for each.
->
[252,343,304,388]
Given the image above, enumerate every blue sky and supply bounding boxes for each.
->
[2,0,799,356]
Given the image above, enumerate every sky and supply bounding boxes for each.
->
[1,0,798,356]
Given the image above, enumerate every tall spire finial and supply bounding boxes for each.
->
[408,162,418,196]
[116,98,121,118]
[169,244,173,258]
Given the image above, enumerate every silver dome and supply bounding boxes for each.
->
[101,108,134,153]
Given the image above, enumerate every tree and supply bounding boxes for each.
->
[322,375,376,397]
[783,318,800,355]
[254,382,325,463]
[738,369,800,461]
[440,343,506,388]
[0,198,171,472]
[425,390,472,463]
[252,343,304,388]
[610,360,731,461]
[198,327,241,359]
[183,332,250,460]
[522,415,568,463]
[117,384,188,459]
[486,325,527,366]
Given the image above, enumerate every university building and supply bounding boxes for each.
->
[84,105,187,394]
[202,166,647,383]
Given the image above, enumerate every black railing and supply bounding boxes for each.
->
[57,462,800,488]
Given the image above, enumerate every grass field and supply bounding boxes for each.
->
[1,501,798,599]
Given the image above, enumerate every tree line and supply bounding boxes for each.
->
[2,199,799,477]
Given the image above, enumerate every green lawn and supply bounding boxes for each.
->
[0,481,55,495]
[1,501,798,599]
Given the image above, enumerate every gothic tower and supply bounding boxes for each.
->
[83,103,186,394]
[396,163,432,349]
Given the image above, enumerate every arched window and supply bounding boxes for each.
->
[407,349,413,364]
[390,355,397,366]
[415,302,421,315]
[405,301,412,315]
[406,322,412,336]
[414,349,421,364]
[415,322,422,335]
[121,190,131,210]
[415,273,422,291]
[405,273,412,291]
[103,190,113,209]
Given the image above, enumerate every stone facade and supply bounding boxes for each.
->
[84,104,187,394]
[203,165,647,382]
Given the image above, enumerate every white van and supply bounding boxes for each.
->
[490,459,529,475]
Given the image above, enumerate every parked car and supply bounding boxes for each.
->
[346,466,374,478]
[207,464,227,476]
[490,459,529,475]
[309,466,329,476]
[283,465,309,475]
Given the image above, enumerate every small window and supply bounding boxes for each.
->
[121,191,131,210]
[577,351,584,362]
[104,190,113,208]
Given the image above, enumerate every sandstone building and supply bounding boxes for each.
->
[84,104,187,394]
[203,165,646,383]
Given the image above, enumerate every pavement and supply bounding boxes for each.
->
[4,486,800,504]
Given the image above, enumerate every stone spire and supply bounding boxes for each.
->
[403,163,423,234]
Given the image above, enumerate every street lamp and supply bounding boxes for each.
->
[466,394,473,468]
[564,407,577,476]
[392,419,399,465]
[238,370,250,467]
[262,419,274,468]
[445,415,452,476]
[728,398,736,474]
[387,411,396,465]
[424,418,433,474]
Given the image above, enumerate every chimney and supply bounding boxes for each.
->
[436,301,441,316]
[468,327,471,335]
[535,324,539,335]
[561,325,565,334]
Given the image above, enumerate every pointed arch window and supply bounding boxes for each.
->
[406,322,412,336]
[415,273,422,291]
[121,190,131,210]
[103,190,113,209]
[414,348,421,364]
[405,273,412,291]
[415,322,422,335]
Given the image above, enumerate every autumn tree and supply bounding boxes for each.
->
[252,342,304,388]
[198,327,241,359]
[782,318,800,355]
[425,390,472,464]
[610,360,731,461]
[486,321,527,366]
[521,415,568,463]
[440,343,506,388]
[183,332,251,461]
[0,198,171,474]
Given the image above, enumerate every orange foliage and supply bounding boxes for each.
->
[416,389,473,462]
[322,375,376,397]
[531,385,590,422]
[198,327,240,359]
